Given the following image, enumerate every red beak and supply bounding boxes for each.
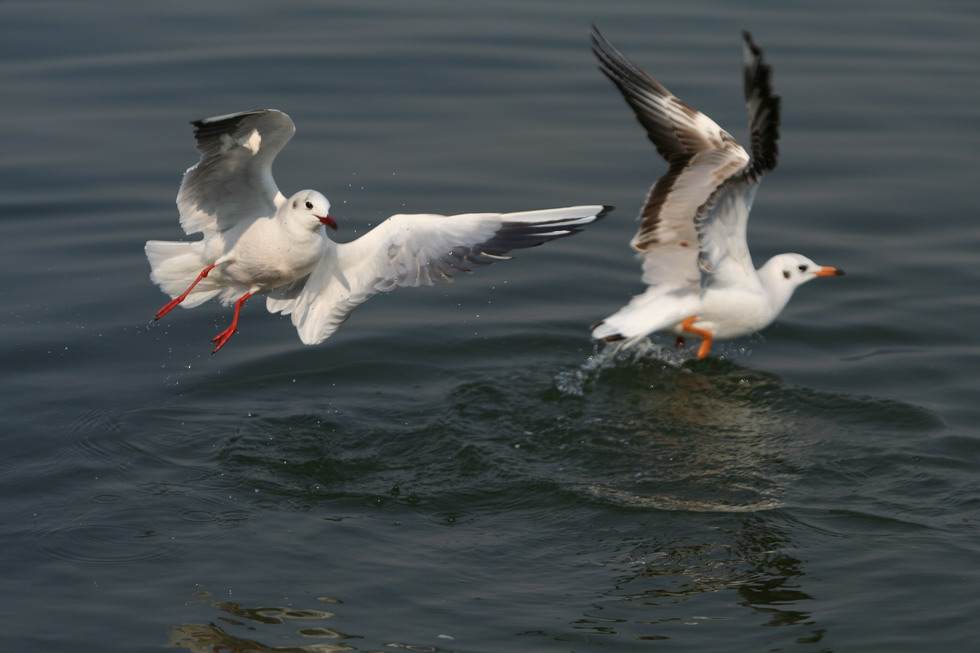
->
[815,266,845,277]
[318,215,338,231]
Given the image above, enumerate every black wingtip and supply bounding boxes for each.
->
[596,205,615,221]
[190,108,268,127]
[589,24,621,64]
[742,30,780,175]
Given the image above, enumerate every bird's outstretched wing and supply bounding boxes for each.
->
[590,27,762,291]
[176,109,296,236]
[267,205,612,345]
[694,31,781,288]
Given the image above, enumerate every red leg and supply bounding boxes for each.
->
[210,292,252,354]
[155,264,216,320]
[680,316,713,360]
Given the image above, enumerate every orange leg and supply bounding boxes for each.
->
[155,264,216,320]
[210,291,252,354]
[680,316,713,360]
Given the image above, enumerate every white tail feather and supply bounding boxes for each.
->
[145,240,221,308]
[592,288,694,342]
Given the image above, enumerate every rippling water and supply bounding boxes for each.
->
[3,1,979,651]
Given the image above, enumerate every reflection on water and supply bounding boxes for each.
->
[170,622,356,652]
[170,590,359,652]
[531,347,931,644]
[587,513,823,642]
[553,342,799,512]
[552,339,940,517]
[189,342,940,647]
[542,346,939,645]
[70,334,946,651]
[170,589,464,652]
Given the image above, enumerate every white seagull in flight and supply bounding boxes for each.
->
[146,109,611,352]
[589,27,843,359]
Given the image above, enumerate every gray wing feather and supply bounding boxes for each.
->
[176,109,296,235]
[275,206,612,345]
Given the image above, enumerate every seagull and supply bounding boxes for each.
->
[589,27,843,359]
[146,109,611,353]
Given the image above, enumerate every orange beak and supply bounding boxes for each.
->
[815,266,845,277]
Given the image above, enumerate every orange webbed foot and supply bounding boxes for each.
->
[680,317,713,360]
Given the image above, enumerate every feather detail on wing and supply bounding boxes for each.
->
[176,109,296,236]
[268,205,612,345]
[742,30,780,178]
[694,179,760,288]
[694,31,781,288]
[591,27,781,293]
[590,26,752,292]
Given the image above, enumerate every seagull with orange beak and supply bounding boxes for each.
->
[589,28,844,358]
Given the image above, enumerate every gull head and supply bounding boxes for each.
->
[287,190,337,231]
[759,253,845,309]
[764,253,845,286]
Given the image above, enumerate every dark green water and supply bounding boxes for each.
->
[2,1,978,651]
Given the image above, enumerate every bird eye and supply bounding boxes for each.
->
[305,201,313,210]
[798,264,808,272]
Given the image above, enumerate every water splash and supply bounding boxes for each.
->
[553,338,690,396]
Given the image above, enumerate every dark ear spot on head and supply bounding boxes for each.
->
[783,270,791,280]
